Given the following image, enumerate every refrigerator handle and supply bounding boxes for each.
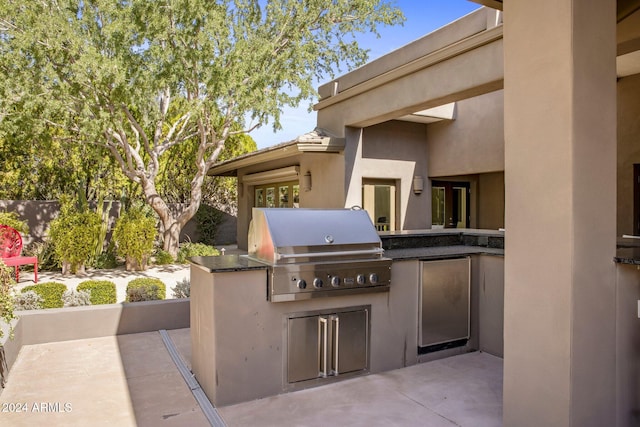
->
[319,317,328,377]
[332,316,340,375]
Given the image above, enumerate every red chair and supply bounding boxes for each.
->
[0,225,38,283]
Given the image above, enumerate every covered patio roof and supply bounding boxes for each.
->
[207,128,345,177]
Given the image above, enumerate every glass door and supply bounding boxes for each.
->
[362,179,397,231]
[431,181,470,228]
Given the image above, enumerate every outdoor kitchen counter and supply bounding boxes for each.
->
[615,247,640,265]
[613,236,640,265]
[188,254,267,272]
[380,229,504,261]
[384,245,504,261]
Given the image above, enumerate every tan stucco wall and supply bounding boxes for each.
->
[345,121,430,229]
[298,153,345,209]
[617,73,640,236]
[234,152,345,249]
[427,90,504,177]
[503,1,617,426]
[477,172,504,230]
[316,38,503,133]
[318,8,493,100]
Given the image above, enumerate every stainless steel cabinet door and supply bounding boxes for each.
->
[332,309,368,375]
[287,315,321,383]
[287,307,369,384]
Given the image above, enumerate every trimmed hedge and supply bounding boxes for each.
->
[177,242,220,263]
[126,278,166,302]
[21,282,67,308]
[77,280,117,305]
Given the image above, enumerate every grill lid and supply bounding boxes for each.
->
[248,207,384,264]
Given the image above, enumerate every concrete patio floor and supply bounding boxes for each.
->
[0,328,502,426]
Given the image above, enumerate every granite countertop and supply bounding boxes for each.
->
[379,228,505,238]
[385,245,504,261]
[188,255,268,273]
[615,247,640,265]
[380,228,504,260]
[614,236,640,265]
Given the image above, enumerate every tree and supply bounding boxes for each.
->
[0,0,404,258]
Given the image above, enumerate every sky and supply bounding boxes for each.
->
[249,0,481,149]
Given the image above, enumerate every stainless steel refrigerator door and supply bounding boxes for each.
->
[420,258,471,347]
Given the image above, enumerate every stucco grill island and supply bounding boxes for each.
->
[189,208,400,406]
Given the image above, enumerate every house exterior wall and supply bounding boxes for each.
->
[617,73,640,236]
[234,152,345,249]
[427,90,504,177]
[345,121,430,230]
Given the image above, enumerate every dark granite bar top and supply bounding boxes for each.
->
[615,236,640,265]
[615,248,640,265]
[380,229,504,260]
[188,255,268,273]
[385,245,504,261]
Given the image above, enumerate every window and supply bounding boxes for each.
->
[254,181,299,208]
[362,179,397,231]
[432,186,446,228]
[431,181,470,228]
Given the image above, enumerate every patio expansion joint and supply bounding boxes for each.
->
[159,329,226,427]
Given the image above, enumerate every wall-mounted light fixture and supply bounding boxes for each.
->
[302,171,312,192]
[413,175,424,195]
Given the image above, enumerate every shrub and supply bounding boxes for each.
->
[0,211,29,235]
[77,280,117,305]
[177,242,220,263]
[154,249,174,265]
[126,278,165,302]
[25,241,57,271]
[21,282,67,309]
[0,260,17,337]
[93,242,118,269]
[14,290,42,311]
[62,289,92,307]
[48,197,102,274]
[171,278,190,298]
[113,206,157,271]
[195,204,223,246]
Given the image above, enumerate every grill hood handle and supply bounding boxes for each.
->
[276,248,385,260]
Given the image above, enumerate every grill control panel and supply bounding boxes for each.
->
[269,259,392,302]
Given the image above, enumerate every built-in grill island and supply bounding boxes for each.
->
[189,211,504,407]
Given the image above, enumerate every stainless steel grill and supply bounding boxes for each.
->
[248,207,392,302]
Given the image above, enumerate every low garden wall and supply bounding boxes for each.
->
[0,298,190,390]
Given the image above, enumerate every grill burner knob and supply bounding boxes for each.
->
[330,276,340,287]
[313,278,323,288]
[369,273,379,284]
[356,274,366,285]
[297,279,307,289]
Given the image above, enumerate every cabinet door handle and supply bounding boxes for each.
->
[319,317,328,377]
[332,316,340,375]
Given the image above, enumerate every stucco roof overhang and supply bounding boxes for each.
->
[469,0,640,23]
[207,128,345,177]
